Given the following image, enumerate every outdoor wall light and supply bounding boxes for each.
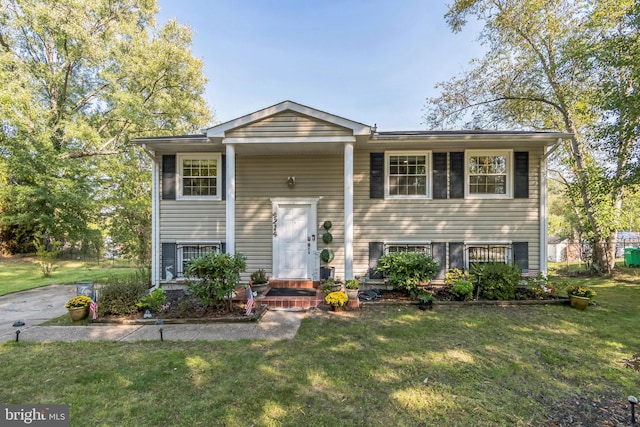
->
[287,176,296,188]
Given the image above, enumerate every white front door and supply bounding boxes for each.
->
[272,199,318,279]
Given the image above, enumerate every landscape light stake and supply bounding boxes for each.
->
[156,319,164,342]
[12,321,25,343]
[629,395,638,424]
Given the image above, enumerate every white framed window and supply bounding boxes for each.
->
[177,153,221,200]
[465,242,512,269]
[385,242,432,255]
[176,242,222,278]
[385,151,431,199]
[465,150,512,198]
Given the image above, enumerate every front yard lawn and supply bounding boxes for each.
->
[0,271,639,425]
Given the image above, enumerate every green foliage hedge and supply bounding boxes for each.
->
[185,252,246,311]
[376,252,439,298]
[471,262,521,300]
[98,274,149,315]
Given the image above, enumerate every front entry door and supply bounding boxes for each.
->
[273,199,317,279]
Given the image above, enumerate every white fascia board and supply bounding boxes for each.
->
[206,100,371,137]
[223,136,356,144]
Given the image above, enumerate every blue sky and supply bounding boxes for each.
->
[156,1,484,130]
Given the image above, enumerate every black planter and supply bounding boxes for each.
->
[320,267,335,280]
[418,301,433,310]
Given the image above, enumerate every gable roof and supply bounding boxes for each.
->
[205,100,372,138]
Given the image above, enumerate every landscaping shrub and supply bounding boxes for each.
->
[376,252,439,298]
[185,252,246,311]
[444,268,470,287]
[98,274,149,315]
[450,279,474,300]
[471,262,521,300]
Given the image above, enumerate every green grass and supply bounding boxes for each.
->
[1,271,639,426]
[0,256,138,296]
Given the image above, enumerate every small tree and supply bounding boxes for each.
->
[184,253,246,312]
[33,237,60,278]
[376,252,439,299]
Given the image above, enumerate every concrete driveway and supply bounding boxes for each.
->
[0,285,304,343]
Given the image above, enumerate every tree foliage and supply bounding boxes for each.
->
[424,0,640,274]
[0,0,211,254]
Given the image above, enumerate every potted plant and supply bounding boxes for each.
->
[319,221,335,280]
[250,269,270,296]
[64,295,93,321]
[325,291,348,311]
[321,277,342,294]
[417,290,436,310]
[345,278,359,301]
[567,285,596,310]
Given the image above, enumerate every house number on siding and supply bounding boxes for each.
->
[272,212,278,237]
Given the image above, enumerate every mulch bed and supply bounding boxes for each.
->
[94,290,263,324]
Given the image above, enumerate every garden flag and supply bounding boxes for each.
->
[245,285,253,316]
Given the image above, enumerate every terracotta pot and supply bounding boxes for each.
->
[68,306,89,321]
[331,305,345,312]
[569,295,590,311]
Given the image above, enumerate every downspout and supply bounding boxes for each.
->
[539,139,561,276]
[141,144,160,288]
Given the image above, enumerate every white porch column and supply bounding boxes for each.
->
[344,142,354,280]
[226,144,236,254]
[151,153,160,287]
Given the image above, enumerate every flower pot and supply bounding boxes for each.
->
[569,295,590,310]
[346,289,358,301]
[320,267,335,280]
[68,306,89,321]
[251,283,269,297]
[330,305,345,312]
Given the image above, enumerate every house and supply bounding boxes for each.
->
[133,100,571,287]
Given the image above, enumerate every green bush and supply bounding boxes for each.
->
[98,274,149,315]
[185,252,246,312]
[137,287,167,312]
[444,268,469,287]
[376,252,439,298]
[450,279,474,300]
[471,262,521,300]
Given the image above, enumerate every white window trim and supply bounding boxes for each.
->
[384,240,432,254]
[464,241,512,270]
[177,153,222,201]
[385,151,432,199]
[465,149,513,199]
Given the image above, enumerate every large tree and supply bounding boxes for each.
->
[424,0,639,274]
[0,0,211,253]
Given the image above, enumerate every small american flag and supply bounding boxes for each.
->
[245,285,254,316]
[90,300,98,320]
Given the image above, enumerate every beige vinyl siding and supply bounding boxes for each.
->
[227,111,352,138]
[352,147,543,278]
[159,200,226,241]
[235,154,345,278]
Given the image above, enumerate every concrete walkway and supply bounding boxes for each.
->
[0,285,305,343]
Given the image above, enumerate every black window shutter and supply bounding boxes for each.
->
[220,242,226,254]
[449,152,464,199]
[431,242,446,279]
[162,155,176,200]
[513,242,529,272]
[368,242,384,279]
[433,153,447,199]
[221,154,226,200]
[370,153,384,199]
[514,151,529,198]
[449,242,465,270]
[161,243,176,280]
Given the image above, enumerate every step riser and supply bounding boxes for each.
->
[268,280,315,289]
